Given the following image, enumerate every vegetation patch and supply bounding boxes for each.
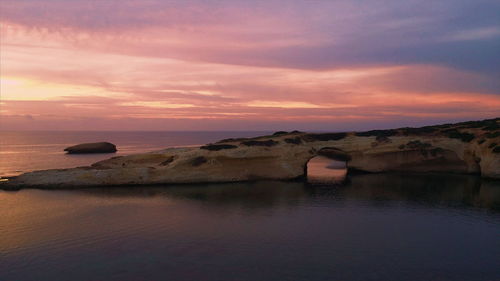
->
[375,135,391,143]
[303,133,347,142]
[457,119,500,130]
[109,156,124,160]
[478,139,486,145]
[433,123,453,129]
[200,144,238,151]
[159,156,175,166]
[400,126,438,135]
[457,120,488,128]
[399,140,443,157]
[483,123,500,131]
[284,137,302,144]
[443,129,475,142]
[493,146,500,153]
[486,131,500,139]
[355,129,397,137]
[489,143,497,149]
[191,156,208,166]
[241,140,279,147]
[404,140,432,149]
[216,137,249,143]
[272,131,288,136]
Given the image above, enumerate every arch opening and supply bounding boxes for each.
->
[306,147,350,185]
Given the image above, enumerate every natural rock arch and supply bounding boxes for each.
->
[303,147,350,184]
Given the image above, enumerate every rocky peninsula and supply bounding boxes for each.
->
[2,118,500,189]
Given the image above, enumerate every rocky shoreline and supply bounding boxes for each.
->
[2,118,499,189]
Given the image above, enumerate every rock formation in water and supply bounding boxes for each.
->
[3,118,500,189]
[64,142,117,154]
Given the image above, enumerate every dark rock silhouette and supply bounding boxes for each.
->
[64,142,117,154]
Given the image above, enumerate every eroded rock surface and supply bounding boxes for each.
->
[3,118,500,189]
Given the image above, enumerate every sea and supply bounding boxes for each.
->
[1,131,499,281]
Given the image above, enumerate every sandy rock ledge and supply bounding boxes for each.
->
[2,118,500,189]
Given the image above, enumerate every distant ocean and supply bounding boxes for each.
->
[0,131,269,177]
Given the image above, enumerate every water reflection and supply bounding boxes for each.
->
[74,173,500,212]
[1,173,499,281]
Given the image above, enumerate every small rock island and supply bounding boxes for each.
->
[64,142,117,154]
[3,118,500,189]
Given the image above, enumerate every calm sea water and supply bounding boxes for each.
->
[1,131,499,281]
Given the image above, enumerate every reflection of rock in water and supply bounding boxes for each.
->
[336,173,500,211]
[307,156,347,185]
[75,181,310,210]
[74,173,500,211]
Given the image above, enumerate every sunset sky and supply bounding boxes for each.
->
[1,0,499,131]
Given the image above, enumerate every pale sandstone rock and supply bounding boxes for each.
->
[3,119,499,189]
